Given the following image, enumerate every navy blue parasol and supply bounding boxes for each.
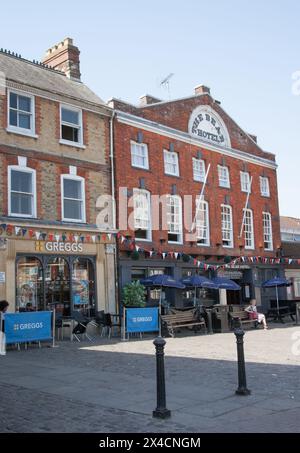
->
[262,276,291,314]
[181,275,218,306]
[211,277,241,291]
[139,274,185,335]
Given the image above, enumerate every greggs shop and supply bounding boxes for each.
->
[0,226,117,316]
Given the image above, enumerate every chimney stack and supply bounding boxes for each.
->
[194,84,211,96]
[42,38,81,81]
[139,94,162,106]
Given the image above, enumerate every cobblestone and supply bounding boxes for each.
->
[0,323,300,432]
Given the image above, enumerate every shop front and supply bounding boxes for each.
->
[0,229,117,315]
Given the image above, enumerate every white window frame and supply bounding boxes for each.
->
[164,150,179,177]
[243,208,254,249]
[60,104,84,147]
[263,212,273,251]
[130,141,149,170]
[61,174,86,223]
[7,89,36,137]
[166,195,183,244]
[133,188,152,241]
[240,171,251,193]
[260,176,270,197]
[193,158,206,182]
[218,165,230,188]
[195,199,210,246]
[8,165,37,218]
[221,204,233,248]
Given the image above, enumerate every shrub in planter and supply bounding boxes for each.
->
[122,281,146,307]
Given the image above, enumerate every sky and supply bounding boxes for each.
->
[1,0,300,218]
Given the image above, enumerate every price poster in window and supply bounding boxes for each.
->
[73,279,89,305]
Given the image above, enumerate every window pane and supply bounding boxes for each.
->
[10,92,17,109]
[64,179,81,199]
[11,170,32,193]
[72,258,95,315]
[19,95,31,112]
[16,257,43,311]
[9,109,18,126]
[11,193,32,215]
[62,108,79,125]
[64,199,82,220]
[19,113,31,129]
[61,124,79,142]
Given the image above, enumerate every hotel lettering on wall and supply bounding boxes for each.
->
[35,241,84,253]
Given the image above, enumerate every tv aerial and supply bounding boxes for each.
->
[160,73,174,99]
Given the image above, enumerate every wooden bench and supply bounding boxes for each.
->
[161,310,206,338]
[229,309,258,330]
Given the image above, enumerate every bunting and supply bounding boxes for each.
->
[115,233,300,270]
[0,223,115,244]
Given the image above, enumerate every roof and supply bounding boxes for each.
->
[0,51,105,107]
[280,216,300,233]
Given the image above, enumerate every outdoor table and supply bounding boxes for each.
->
[267,306,290,323]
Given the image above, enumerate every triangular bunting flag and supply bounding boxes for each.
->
[55,234,60,242]
[35,231,41,240]
[91,235,96,243]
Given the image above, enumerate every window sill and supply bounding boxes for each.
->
[219,185,231,189]
[59,139,86,150]
[6,127,38,139]
[62,219,86,224]
[8,214,37,219]
[261,194,270,198]
[164,173,181,179]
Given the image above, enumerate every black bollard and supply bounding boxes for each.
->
[153,336,171,419]
[234,324,251,396]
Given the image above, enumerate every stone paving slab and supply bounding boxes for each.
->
[0,323,300,432]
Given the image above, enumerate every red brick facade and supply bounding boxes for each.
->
[113,91,281,262]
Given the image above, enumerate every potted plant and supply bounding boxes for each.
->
[122,281,146,308]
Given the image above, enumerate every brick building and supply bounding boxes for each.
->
[110,86,283,310]
[280,216,300,301]
[0,38,117,315]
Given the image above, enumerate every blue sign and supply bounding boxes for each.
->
[4,312,53,344]
[126,308,159,333]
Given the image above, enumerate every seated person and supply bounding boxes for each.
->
[245,299,268,330]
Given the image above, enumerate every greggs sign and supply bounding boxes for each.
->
[35,241,83,253]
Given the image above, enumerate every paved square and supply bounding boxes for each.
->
[0,323,300,433]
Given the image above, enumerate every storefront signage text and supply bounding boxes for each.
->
[45,242,83,253]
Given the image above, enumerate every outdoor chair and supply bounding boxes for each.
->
[104,313,121,339]
[72,311,93,342]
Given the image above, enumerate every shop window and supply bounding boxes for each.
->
[16,257,43,311]
[45,257,70,316]
[72,258,95,316]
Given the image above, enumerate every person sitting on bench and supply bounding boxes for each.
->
[245,300,268,330]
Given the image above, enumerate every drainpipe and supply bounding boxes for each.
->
[109,111,119,313]
[109,110,116,230]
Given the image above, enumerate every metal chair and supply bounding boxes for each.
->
[72,311,92,342]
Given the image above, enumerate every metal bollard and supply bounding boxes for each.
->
[234,325,251,396]
[153,336,171,419]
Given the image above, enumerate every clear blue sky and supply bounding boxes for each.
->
[1,0,300,218]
